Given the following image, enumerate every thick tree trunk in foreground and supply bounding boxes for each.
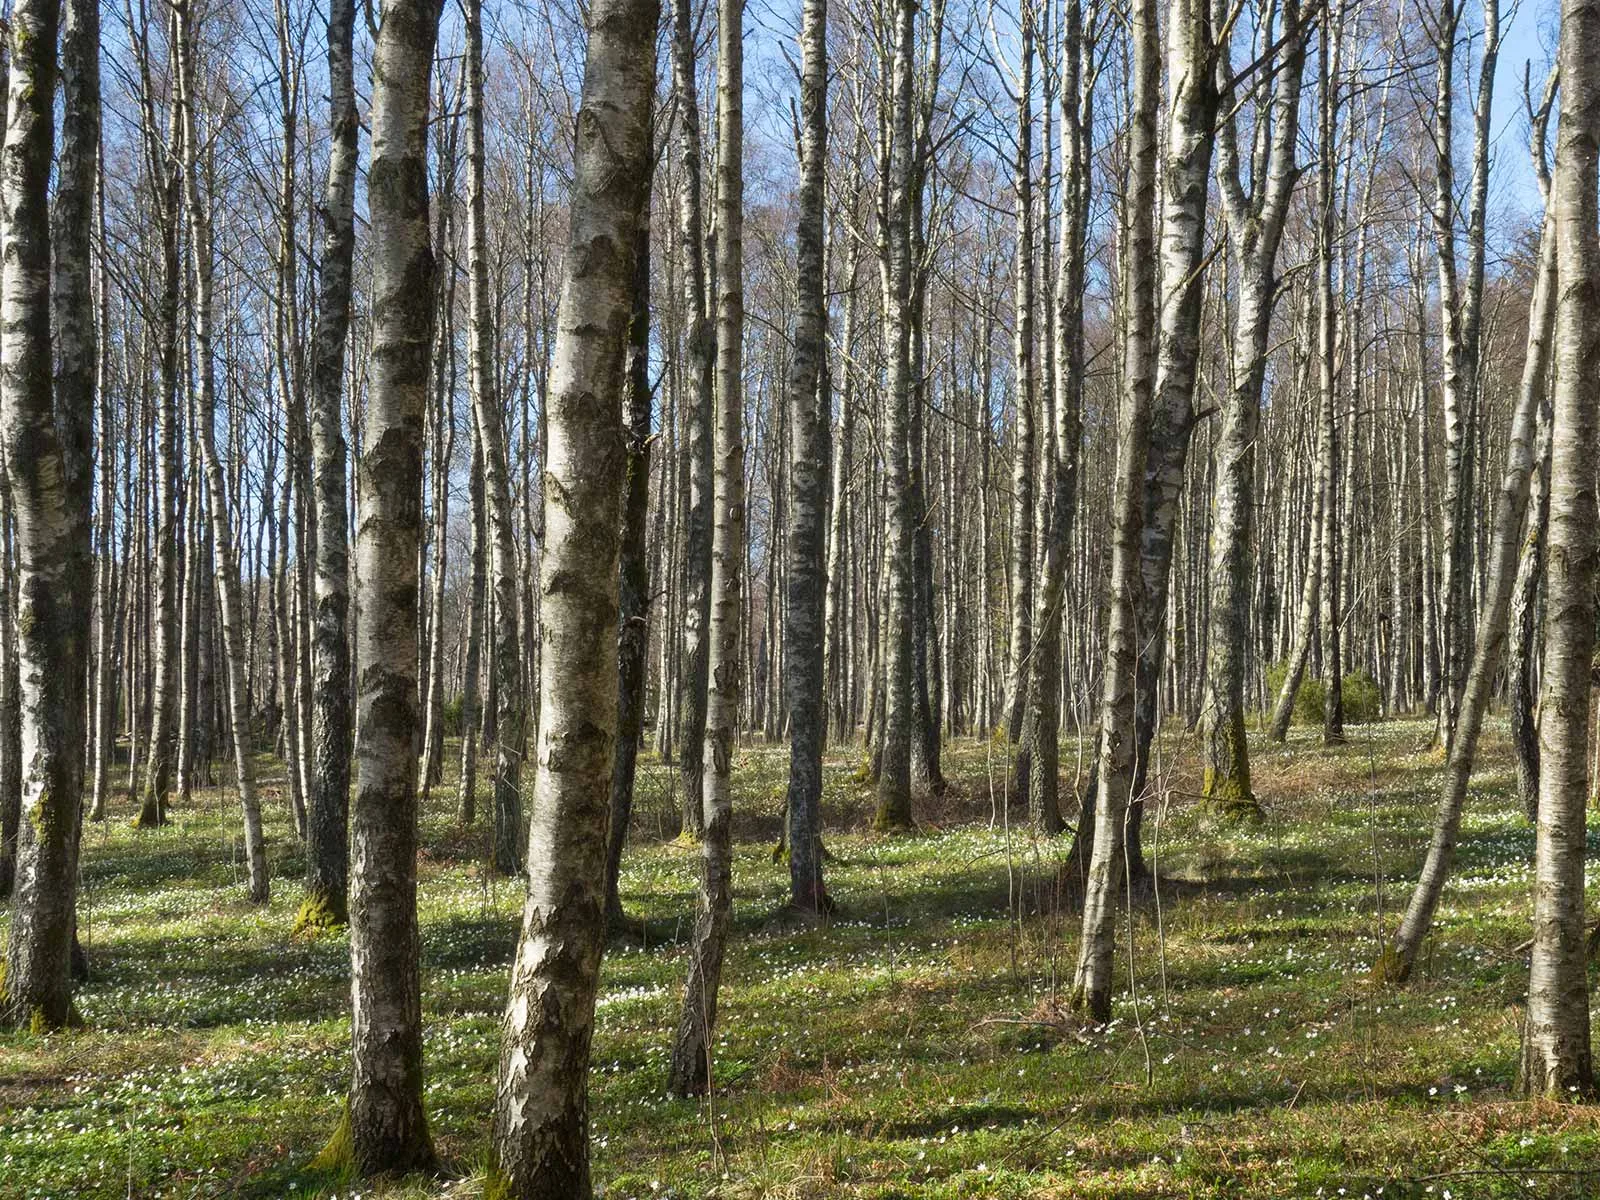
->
[1,0,94,1031]
[669,0,744,1095]
[337,0,442,1174]
[1071,0,1157,1026]
[783,0,831,915]
[301,0,358,932]
[1521,0,1598,1100]
[490,0,657,1189]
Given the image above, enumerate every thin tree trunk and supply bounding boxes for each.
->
[174,0,268,904]
[674,0,714,841]
[301,0,357,931]
[669,0,744,1095]
[1071,0,1157,1025]
[1380,181,1556,984]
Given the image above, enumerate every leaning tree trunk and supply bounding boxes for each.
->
[1071,0,1158,1026]
[301,0,357,932]
[466,0,525,877]
[1378,199,1555,984]
[1,0,95,1032]
[175,0,268,904]
[490,0,657,1189]
[782,0,831,916]
[334,0,442,1174]
[668,0,744,1096]
[1520,0,1598,1101]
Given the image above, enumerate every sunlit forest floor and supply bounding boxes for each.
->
[3,716,1599,1199]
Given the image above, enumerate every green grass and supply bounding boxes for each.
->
[3,717,1598,1198]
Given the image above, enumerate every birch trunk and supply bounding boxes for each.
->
[606,215,653,926]
[1202,0,1303,812]
[1380,199,1556,984]
[674,0,715,841]
[338,0,441,1172]
[1071,0,1157,1024]
[783,0,831,914]
[2,0,95,1031]
[302,0,357,930]
[1520,0,1598,1099]
[669,0,744,1094]
[872,0,918,832]
[466,0,526,876]
[174,0,268,904]
[490,0,657,1186]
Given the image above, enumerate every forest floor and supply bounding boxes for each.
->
[3,717,1599,1199]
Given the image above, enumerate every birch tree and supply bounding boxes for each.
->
[301,0,359,932]
[1520,0,1597,1100]
[0,0,95,1031]
[334,0,443,1173]
[490,0,658,1188]
[1071,0,1157,1024]
[668,0,745,1093]
[782,0,832,915]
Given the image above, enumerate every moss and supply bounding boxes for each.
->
[873,807,916,834]
[481,1164,517,1200]
[309,1107,356,1176]
[292,888,348,937]
[1370,943,1408,986]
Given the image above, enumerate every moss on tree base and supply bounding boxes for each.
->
[292,889,348,937]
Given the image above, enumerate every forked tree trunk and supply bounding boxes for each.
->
[1,0,96,1031]
[1016,0,1088,835]
[1202,0,1304,812]
[490,0,657,1190]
